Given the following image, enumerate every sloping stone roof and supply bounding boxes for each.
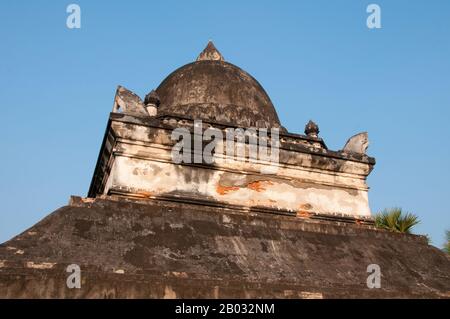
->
[0,197,448,298]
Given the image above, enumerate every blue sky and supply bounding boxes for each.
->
[0,1,449,247]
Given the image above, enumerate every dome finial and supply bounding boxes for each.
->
[197,41,224,61]
[305,120,320,138]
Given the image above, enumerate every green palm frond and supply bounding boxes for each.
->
[444,230,450,254]
[374,208,420,234]
[397,213,420,233]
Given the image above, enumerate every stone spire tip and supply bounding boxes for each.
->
[196,41,224,62]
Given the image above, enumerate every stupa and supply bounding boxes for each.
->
[0,42,449,298]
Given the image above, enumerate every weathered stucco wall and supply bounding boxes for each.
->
[96,117,374,217]
[107,156,371,216]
